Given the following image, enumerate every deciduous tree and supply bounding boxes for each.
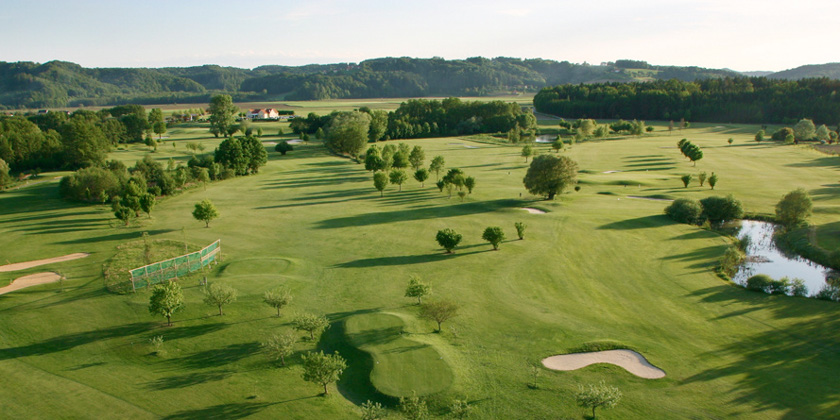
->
[576,381,622,419]
[203,283,237,316]
[373,171,389,196]
[148,281,185,326]
[405,275,431,304]
[263,287,293,317]
[414,168,429,187]
[389,169,408,191]
[429,156,445,180]
[192,199,219,227]
[263,330,296,366]
[301,351,346,395]
[293,313,329,340]
[208,94,238,138]
[419,299,460,332]
[775,188,813,227]
[523,155,578,200]
[482,226,505,250]
[435,229,462,253]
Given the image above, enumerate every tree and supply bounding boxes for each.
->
[464,176,475,194]
[435,229,462,253]
[208,94,238,138]
[435,180,445,192]
[514,222,526,240]
[325,111,371,157]
[728,137,733,145]
[389,169,408,191]
[0,158,11,189]
[193,167,210,191]
[775,188,813,227]
[698,171,707,187]
[680,174,692,188]
[450,398,472,419]
[242,135,268,174]
[373,171,389,196]
[755,130,764,142]
[405,275,431,304]
[576,381,622,419]
[315,127,325,140]
[521,144,534,162]
[263,287,293,317]
[523,155,578,200]
[793,118,816,141]
[482,226,505,250]
[664,198,702,224]
[139,193,156,218]
[360,400,388,420]
[192,199,219,227]
[429,156,445,180]
[392,151,410,169]
[816,124,831,142]
[275,141,294,155]
[148,281,185,326]
[551,137,564,152]
[215,137,248,175]
[419,299,460,332]
[203,283,237,316]
[263,330,296,367]
[414,168,429,187]
[293,313,329,340]
[409,145,425,170]
[153,121,167,141]
[301,351,346,395]
[399,392,429,420]
[114,205,134,226]
[368,110,388,141]
[708,172,718,190]
[364,146,384,171]
[700,195,744,222]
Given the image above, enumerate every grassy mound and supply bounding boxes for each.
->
[344,312,453,397]
[102,239,199,293]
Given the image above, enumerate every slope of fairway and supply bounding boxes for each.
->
[344,312,453,397]
[0,117,839,419]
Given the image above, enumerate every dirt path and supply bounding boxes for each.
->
[0,253,90,272]
[542,349,665,379]
[0,272,62,295]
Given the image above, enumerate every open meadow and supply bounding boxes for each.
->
[1,103,839,419]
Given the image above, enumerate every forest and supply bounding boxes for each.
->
[533,77,840,125]
[0,58,738,109]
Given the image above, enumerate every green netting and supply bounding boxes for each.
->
[129,240,220,290]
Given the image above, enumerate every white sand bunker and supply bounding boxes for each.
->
[0,272,62,295]
[602,170,622,174]
[0,253,89,273]
[521,207,546,214]
[287,139,304,144]
[627,196,674,202]
[464,145,480,149]
[542,349,665,379]
[263,141,278,145]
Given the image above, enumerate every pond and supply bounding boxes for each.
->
[535,135,554,143]
[733,220,832,296]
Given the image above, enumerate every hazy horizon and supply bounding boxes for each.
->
[2,0,836,73]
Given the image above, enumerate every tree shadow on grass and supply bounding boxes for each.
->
[0,322,157,361]
[597,215,670,230]
[146,322,229,342]
[334,248,492,269]
[681,301,840,419]
[660,245,728,268]
[145,370,233,390]
[315,199,520,229]
[170,342,262,370]
[161,402,273,420]
[55,229,175,245]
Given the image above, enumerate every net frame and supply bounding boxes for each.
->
[128,239,221,291]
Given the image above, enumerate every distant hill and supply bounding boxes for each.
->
[739,71,774,77]
[767,63,840,80]
[0,57,741,109]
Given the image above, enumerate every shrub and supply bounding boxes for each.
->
[700,195,744,222]
[745,274,773,292]
[788,278,809,297]
[664,198,702,224]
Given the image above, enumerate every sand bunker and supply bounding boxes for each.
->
[542,349,665,379]
[287,139,304,144]
[464,145,479,149]
[263,141,278,145]
[602,170,622,174]
[521,207,546,214]
[0,272,62,295]
[0,253,89,273]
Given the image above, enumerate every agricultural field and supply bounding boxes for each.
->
[1,102,839,419]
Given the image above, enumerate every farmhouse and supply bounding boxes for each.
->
[247,108,280,120]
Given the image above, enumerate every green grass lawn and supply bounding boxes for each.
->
[1,110,839,418]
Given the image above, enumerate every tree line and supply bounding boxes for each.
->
[534,77,840,124]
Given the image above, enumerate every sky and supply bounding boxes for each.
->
[1,0,837,72]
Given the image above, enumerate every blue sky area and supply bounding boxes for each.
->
[1,0,835,71]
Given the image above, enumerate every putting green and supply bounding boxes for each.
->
[344,312,453,397]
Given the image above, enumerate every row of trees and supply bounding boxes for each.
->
[676,139,703,165]
[679,171,718,189]
[664,195,744,225]
[287,98,538,157]
[534,77,840,124]
[435,223,526,253]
